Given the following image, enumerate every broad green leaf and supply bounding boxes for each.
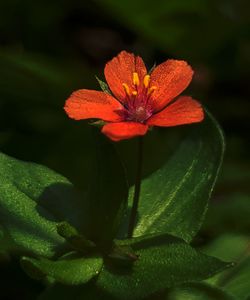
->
[0,152,70,257]
[96,234,231,300]
[167,282,234,300]
[21,255,103,285]
[122,110,224,242]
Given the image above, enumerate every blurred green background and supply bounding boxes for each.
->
[0,0,249,299]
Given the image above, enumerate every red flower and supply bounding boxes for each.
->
[64,51,204,141]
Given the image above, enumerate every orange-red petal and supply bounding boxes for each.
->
[104,51,147,102]
[64,89,124,122]
[150,60,194,112]
[147,96,204,127]
[101,122,148,141]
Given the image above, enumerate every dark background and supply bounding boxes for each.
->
[0,0,249,299]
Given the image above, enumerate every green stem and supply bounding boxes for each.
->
[127,137,144,238]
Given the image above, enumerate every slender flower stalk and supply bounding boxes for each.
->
[127,137,144,238]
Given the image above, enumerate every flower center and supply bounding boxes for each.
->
[121,73,157,123]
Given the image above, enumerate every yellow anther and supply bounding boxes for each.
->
[133,72,140,86]
[147,86,157,96]
[122,83,130,96]
[132,90,138,96]
[143,75,150,88]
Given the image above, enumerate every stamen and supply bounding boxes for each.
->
[143,75,150,88]
[133,72,140,86]
[132,91,138,96]
[147,86,157,96]
[122,83,131,96]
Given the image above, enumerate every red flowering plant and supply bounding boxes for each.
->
[64,50,206,238]
[64,51,204,141]
[0,51,234,300]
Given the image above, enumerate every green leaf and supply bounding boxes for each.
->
[122,110,224,242]
[0,152,70,257]
[21,255,103,285]
[167,282,235,300]
[96,234,231,300]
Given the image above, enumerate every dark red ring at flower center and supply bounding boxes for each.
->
[121,73,156,123]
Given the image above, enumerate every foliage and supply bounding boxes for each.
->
[0,109,238,299]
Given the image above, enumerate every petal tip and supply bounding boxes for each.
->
[169,59,194,75]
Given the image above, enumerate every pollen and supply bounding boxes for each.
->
[132,90,138,96]
[147,86,157,96]
[133,72,140,86]
[122,83,131,96]
[143,75,150,88]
